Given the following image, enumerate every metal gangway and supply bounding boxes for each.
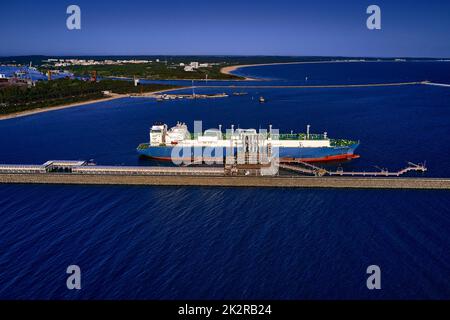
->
[328,162,427,177]
[279,161,427,177]
[279,161,328,176]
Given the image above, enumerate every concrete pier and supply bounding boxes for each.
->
[1,173,450,190]
[0,160,448,190]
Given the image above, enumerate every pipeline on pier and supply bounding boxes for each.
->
[0,160,427,178]
[0,159,442,191]
[278,161,427,177]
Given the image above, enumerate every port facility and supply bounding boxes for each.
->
[0,160,449,190]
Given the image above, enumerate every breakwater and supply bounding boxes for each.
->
[199,81,427,89]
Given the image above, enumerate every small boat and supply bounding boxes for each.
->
[259,96,266,103]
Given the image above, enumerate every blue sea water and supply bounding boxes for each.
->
[1,62,450,299]
[232,61,450,85]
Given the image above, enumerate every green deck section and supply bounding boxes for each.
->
[330,139,358,147]
[278,133,323,140]
[275,134,357,146]
[137,143,150,150]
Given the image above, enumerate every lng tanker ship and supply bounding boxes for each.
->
[137,122,359,163]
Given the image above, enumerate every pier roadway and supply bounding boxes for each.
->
[1,173,450,189]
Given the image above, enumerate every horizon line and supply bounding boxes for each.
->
[1,54,450,59]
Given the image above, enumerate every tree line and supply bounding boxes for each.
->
[0,79,177,114]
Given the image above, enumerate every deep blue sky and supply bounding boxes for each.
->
[1,0,450,57]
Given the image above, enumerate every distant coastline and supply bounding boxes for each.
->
[219,59,448,78]
[220,61,337,78]
[2,59,448,121]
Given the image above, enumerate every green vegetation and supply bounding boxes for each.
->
[0,79,179,115]
[43,62,243,80]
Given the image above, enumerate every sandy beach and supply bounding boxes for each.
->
[0,87,187,121]
[0,94,128,121]
[219,65,261,80]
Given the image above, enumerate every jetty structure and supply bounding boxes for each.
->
[0,159,448,190]
[153,93,229,101]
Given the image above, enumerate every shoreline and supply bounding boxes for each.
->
[220,61,333,78]
[219,66,261,81]
[0,95,127,121]
[0,86,187,121]
[2,59,444,121]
